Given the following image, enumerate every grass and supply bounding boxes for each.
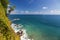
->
[0,0,20,40]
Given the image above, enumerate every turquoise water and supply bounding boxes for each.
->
[9,15,60,40]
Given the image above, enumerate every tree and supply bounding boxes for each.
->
[8,6,15,13]
[7,5,15,16]
[0,0,9,8]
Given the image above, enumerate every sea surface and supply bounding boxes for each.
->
[9,15,60,40]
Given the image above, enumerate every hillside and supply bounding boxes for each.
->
[0,0,20,40]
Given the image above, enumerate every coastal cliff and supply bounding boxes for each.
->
[0,0,20,40]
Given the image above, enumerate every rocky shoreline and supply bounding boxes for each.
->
[11,23,34,40]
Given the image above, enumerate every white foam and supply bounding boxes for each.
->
[11,23,23,33]
[12,18,20,22]
[11,23,34,40]
[20,29,32,40]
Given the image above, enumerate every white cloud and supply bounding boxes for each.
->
[50,10,54,13]
[42,6,48,9]
[10,10,20,14]
[20,11,25,13]
[10,9,60,15]
[50,10,60,15]
[25,11,29,13]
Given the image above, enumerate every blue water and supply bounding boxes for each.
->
[9,15,60,40]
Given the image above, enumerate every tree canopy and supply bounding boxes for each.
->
[0,0,9,8]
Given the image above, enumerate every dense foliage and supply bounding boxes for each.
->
[0,0,20,40]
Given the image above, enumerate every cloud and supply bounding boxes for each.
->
[10,10,29,14]
[20,11,25,13]
[42,6,48,9]
[50,10,60,14]
[25,11,29,13]
[50,10,54,13]
[10,10,20,14]
[10,9,60,15]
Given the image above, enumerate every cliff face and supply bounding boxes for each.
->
[0,0,20,40]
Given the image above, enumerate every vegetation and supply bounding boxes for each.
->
[7,5,15,16]
[0,0,9,14]
[0,0,20,40]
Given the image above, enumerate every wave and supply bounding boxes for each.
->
[11,23,34,40]
[11,18,20,22]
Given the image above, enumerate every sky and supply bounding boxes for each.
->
[9,0,60,15]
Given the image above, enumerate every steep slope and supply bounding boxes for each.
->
[0,0,20,40]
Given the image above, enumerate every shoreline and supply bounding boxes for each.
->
[11,23,34,40]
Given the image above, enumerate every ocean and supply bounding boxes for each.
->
[9,15,60,40]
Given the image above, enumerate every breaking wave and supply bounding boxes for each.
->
[11,23,34,40]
